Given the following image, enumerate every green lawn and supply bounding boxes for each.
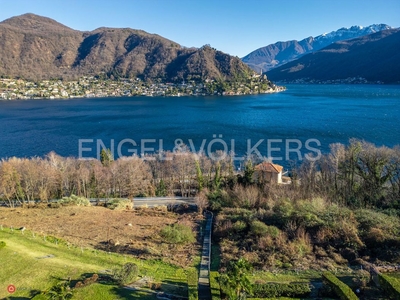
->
[251,269,321,284]
[386,272,400,280]
[73,284,159,300]
[0,227,189,299]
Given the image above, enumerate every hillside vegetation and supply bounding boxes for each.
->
[0,13,256,83]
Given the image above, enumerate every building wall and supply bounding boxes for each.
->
[254,171,282,184]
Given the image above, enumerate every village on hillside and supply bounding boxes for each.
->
[0,75,283,100]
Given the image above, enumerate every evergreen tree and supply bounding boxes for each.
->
[100,148,113,166]
[195,160,204,191]
[219,258,253,299]
[213,162,222,190]
[243,160,254,186]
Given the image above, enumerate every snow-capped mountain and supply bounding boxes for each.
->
[242,24,392,73]
[313,24,392,48]
[266,28,400,84]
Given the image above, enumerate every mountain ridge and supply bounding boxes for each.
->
[0,13,255,82]
[242,24,392,72]
[265,28,400,84]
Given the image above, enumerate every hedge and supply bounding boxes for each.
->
[210,271,221,300]
[379,273,400,300]
[252,282,311,298]
[187,268,198,300]
[322,272,358,300]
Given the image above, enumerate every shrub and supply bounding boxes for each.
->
[223,208,255,224]
[379,273,400,300]
[0,241,5,249]
[231,185,261,209]
[355,209,400,236]
[208,190,232,211]
[322,272,358,300]
[46,281,73,299]
[250,220,269,236]
[252,282,311,298]
[271,199,294,226]
[293,228,312,256]
[250,220,280,238]
[232,220,247,232]
[59,195,90,206]
[106,198,133,210]
[317,206,363,249]
[352,269,370,288]
[187,268,198,300]
[160,224,195,244]
[219,258,252,299]
[266,225,280,238]
[113,262,139,286]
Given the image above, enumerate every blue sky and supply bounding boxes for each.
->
[1,0,399,57]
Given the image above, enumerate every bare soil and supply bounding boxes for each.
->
[0,205,202,267]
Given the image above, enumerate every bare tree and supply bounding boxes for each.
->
[195,188,209,214]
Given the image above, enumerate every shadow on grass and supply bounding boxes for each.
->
[69,271,188,299]
[110,287,158,299]
[94,241,162,259]
[160,279,187,296]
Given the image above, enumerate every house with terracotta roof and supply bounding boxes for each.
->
[254,161,284,184]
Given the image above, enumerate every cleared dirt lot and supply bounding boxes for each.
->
[0,205,202,267]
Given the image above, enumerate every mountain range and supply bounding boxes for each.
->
[0,13,254,82]
[266,28,400,84]
[242,24,392,73]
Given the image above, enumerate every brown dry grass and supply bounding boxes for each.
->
[0,205,202,267]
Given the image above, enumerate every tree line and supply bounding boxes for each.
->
[295,139,400,209]
[0,139,399,210]
[0,150,234,207]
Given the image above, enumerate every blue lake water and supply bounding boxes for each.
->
[0,84,399,166]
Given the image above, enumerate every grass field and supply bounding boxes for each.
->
[0,226,190,299]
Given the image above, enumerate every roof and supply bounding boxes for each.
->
[254,162,283,173]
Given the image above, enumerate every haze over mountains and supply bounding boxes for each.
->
[242,24,392,73]
[266,28,400,84]
[0,13,254,81]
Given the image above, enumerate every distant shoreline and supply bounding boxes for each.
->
[0,77,285,100]
[273,78,400,85]
[0,87,286,101]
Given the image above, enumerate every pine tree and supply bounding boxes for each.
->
[100,148,113,166]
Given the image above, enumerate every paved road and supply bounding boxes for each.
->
[198,211,213,300]
[130,197,195,207]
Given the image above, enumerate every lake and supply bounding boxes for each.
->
[0,84,399,167]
